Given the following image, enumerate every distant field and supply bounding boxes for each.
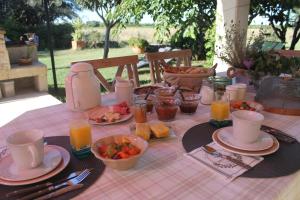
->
[86,25,300,50]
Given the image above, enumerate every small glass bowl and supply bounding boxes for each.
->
[154,87,180,121]
[179,92,201,114]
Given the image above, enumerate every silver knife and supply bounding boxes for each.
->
[17,169,91,200]
[35,184,84,200]
[6,169,90,198]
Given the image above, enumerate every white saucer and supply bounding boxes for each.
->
[0,145,62,181]
[0,145,70,186]
[217,127,274,151]
[212,130,279,156]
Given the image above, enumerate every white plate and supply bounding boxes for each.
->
[212,130,279,156]
[0,146,62,181]
[89,113,133,125]
[217,127,274,151]
[87,106,133,126]
[0,145,70,186]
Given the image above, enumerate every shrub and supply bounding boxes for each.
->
[85,31,103,48]
[36,23,74,50]
[128,37,149,48]
[204,21,216,66]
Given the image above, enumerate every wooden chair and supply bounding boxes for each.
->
[145,49,192,84]
[71,55,140,92]
[277,50,300,58]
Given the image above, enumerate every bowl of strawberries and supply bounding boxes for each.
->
[91,134,148,170]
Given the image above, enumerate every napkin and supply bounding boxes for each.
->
[185,142,263,182]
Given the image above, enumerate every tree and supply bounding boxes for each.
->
[75,0,142,58]
[0,0,77,26]
[127,0,216,60]
[250,0,300,50]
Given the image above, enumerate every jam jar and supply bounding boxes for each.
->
[154,88,180,121]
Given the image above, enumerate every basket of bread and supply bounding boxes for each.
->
[163,65,216,92]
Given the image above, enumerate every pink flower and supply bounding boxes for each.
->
[243,59,254,69]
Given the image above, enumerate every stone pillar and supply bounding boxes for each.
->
[214,0,250,74]
[0,30,11,70]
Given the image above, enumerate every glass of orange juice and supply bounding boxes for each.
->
[69,119,92,158]
[211,91,230,121]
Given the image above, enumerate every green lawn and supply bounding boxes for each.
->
[38,47,152,101]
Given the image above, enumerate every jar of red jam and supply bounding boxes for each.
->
[154,88,180,121]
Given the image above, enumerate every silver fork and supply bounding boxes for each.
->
[202,145,252,170]
[18,169,91,200]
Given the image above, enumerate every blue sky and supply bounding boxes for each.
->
[78,9,268,25]
[78,10,154,24]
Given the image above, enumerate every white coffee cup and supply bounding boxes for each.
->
[6,130,44,169]
[232,110,264,144]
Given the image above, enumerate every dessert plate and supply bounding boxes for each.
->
[87,106,133,126]
[89,113,133,125]
[217,127,273,151]
[212,130,280,156]
[0,145,70,186]
[0,145,62,181]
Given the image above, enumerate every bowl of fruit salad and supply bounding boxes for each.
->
[91,134,148,170]
[230,100,264,112]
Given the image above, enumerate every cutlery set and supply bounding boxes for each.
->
[6,168,92,200]
[202,145,252,170]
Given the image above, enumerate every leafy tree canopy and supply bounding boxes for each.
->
[0,0,78,26]
[122,0,216,60]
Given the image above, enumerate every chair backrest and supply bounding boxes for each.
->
[71,55,140,92]
[145,49,192,84]
[277,50,300,58]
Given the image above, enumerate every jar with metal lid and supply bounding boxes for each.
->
[208,76,232,92]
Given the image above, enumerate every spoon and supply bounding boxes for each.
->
[144,88,151,100]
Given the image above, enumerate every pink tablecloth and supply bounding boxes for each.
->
[1,93,300,200]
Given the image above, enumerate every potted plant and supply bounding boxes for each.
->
[128,37,149,54]
[217,23,300,88]
[18,44,35,65]
[71,30,86,50]
[71,18,86,50]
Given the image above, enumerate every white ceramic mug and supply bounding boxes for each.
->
[115,77,134,105]
[6,130,44,169]
[232,110,264,144]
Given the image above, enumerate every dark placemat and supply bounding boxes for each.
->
[182,122,300,178]
[1,136,105,200]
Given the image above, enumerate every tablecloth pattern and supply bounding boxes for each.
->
[1,93,300,200]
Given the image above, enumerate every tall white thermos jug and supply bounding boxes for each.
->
[65,63,101,111]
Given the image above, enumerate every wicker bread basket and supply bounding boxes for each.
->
[163,66,215,92]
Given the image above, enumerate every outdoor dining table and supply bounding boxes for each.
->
[1,92,300,200]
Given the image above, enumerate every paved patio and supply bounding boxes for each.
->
[0,91,61,127]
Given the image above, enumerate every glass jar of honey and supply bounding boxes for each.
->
[134,99,147,123]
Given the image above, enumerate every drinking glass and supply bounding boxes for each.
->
[69,119,92,158]
[210,91,230,121]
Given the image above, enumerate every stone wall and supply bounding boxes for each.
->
[0,30,11,70]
